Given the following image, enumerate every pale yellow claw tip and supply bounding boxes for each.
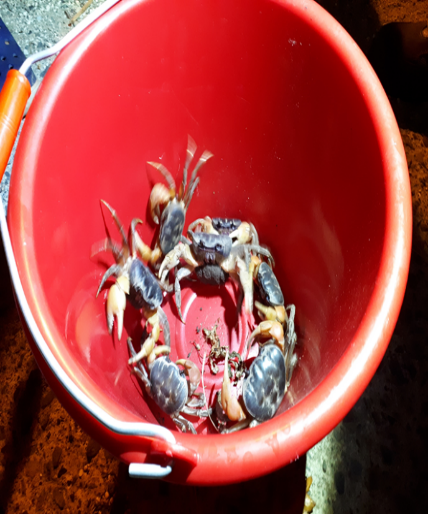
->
[147,344,170,365]
[134,232,152,263]
[153,345,171,356]
[221,352,246,422]
[107,283,126,340]
[116,275,130,295]
[249,320,285,353]
[230,222,251,245]
[149,183,170,225]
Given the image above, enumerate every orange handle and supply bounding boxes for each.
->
[0,70,31,183]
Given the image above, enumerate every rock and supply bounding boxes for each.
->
[52,446,62,468]
[57,465,67,478]
[53,487,65,510]
[26,459,41,478]
[39,411,50,430]
[41,389,55,408]
[86,439,101,462]
[36,489,48,511]
[334,471,345,495]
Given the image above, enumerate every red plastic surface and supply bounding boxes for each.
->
[8,0,411,485]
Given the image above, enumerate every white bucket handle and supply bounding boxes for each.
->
[0,0,177,480]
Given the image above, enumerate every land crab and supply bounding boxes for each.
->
[93,200,170,351]
[136,135,214,268]
[127,337,211,434]
[216,304,298,433]
[158,229,274,322]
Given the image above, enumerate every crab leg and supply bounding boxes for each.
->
[234,244,275,268]
[127,338,152,394]
[91,238,124,264]
[159,242,199,283]
[178,134,197,201]
[284,304,298,384]
[128,311,160,365]
[157,306,171,348]
[184,149,214,208]
[172,414,197,434]
[174,266,193,323]
[96,263,123,297]
[147,161,176,192]
[100,200,130,261]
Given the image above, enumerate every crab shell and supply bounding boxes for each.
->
[190,232,232,264]
[242,344,286,422]
[149,356,188,415]
[257,261,284,306]
[128,259,163,311]
[159,200,186,255]
[211,217,242,235]
[195,263,229,286]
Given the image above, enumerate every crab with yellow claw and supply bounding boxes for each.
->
[136,135,214,268]
[127,338,211,434]
[250,254,287,326]
[187,216,260,246]
[216,305,297,433]
[94,200,170,350]
[158,230,274,323]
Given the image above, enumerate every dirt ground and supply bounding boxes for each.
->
[1,0,428,512]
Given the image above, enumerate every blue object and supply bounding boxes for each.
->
[0,16,36,87]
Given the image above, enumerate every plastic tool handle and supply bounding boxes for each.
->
[0,70,31,183]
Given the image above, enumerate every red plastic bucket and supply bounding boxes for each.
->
[3,0,411,485]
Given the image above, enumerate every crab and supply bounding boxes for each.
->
[93,200,170,350]
[137,135,214,267]
[216,304,298,433]
[158,230,274,322]
[127,337,211,434]
[250,254,287,326]
[187,216,259,246]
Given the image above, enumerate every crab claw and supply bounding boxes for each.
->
[247,320,285,354]
[147,344,171,365]
[176,359,201,396]
[187,216,217,235]
[106,275,129,340]
[229,222,253,245]
[133,229,153,263]
[255,301,287,325]
[235,256,254,314]
[149,183,173,225]
[221,351,246,422]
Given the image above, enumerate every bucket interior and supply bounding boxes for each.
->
[9,0,393,459]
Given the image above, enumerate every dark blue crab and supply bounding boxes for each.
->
[127,338,211,434]
[158,229,274,322]
[93,200,170,350]
[145,136,214,266]
[217,305,297,433]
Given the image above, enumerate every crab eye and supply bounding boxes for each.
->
[215,244,223,253]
